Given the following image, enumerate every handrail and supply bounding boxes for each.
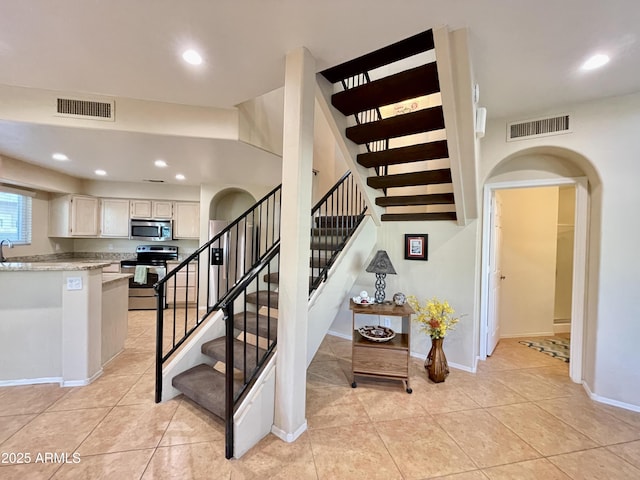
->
[219,242,280,459]
[154,184,281,403]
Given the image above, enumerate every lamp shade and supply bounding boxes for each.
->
[365,250,397,275]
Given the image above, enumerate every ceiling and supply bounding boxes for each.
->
[1,0,639,187]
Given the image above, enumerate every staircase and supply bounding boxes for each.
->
[166,172,366,458]
[320,29,458,222]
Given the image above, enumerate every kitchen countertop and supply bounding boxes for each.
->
[102,273,132,286]
[0,260,112,271]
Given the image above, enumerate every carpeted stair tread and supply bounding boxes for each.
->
[311,227,352,237]
[376,193,455,207]
[367,168,452,189]
[202,337,267,368]
[320,29,434,83]
[233,311,277,338]
[346,107,445,145]
[357,141,449,168]
[310,239,345,251]
[172,364,241,419]
[331,63,440,116]
[246,290,279,309]
[381,212,457,222]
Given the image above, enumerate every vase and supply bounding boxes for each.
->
[425,337,450,383]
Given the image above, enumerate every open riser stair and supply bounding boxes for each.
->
[320,28,458,222]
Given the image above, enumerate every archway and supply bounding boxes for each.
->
[479,146,602,384]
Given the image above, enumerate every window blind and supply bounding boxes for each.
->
[0,191,32,245]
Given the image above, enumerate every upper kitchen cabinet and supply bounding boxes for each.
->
[100,198,130,238]
[130,200,173,220]
[49,195,99,237]
[173,202,200,239]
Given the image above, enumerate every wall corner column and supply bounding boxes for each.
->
[272,47,315,442]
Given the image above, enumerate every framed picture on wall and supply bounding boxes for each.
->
[404,234,428,261]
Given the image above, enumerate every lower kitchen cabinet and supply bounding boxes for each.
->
[166,261,196,304]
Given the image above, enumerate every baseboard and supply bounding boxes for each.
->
[553,323,571,334]
[62,369,103,387]
[499,331,555,339]
[0,376,63,387]
[409,351,476,373]
[582,381,640,413]
[327,329,351,341]
[271,420,308,443]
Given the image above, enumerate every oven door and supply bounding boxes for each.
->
[120,263,167,309]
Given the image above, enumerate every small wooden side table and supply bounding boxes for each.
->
[349,299,414,393]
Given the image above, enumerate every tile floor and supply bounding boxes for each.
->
[1,312,639,479]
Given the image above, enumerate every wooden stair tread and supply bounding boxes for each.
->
[201,337,267,368]
[233,311,277,339]
[320,30,434,83]
[346,107,445,145]
[245,290,279,309]
[310,239,345,251]
[172,364,241,419]
[331,63,440,116]
[367,169,452,189]
[376,193,455,207]
[381,212,457,222]
[358,141,449,168]
[311,227,351,236]
[314,215,361,228]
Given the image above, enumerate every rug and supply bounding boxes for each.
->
[518,337,570,363]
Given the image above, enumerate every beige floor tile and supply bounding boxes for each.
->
[124,334,156,351]
[46,374,141,411]
[52,449,154,479]
[376,415,477,479]
[0,383,69,416]
[1,408,110,453]
[0,462,62,479]
[410,383,481,414]
[78,402,179,455]
[436,409,540,468]
[456,377,528,407]
[306,386,370,429]
[306,360,349,389]
[607,440,640,469]
[600,403,640,429]
[492,370,575,401]
[309,423,402,480]
[431,472,489,480]
[103,349,155,375]
[537,396,640,445]
[231,432,318,480]
[327,338,352,359]
[487,403,596,455]
[159,399,225,446]
[0,413,36,444]
[354,386,427,422]
[482,458,571,479]
[549,447,640,479]
[142,441,233,480]
[117,370,156,406]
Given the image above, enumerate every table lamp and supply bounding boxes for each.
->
[365,250,397,303]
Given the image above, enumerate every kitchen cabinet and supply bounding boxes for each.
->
[100,198,130,238]
[349,300,414,393]
[173,202,200,239]
[49,195,99,237]
[166,261,197,305]
[130,200,173,220]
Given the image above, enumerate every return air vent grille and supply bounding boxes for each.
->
[507,114,571,141]
[55,97,115,121]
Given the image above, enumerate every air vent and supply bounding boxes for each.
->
[55,97,115,121]
[507,114,571,141]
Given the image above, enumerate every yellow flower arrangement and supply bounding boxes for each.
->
[407,296,460,340]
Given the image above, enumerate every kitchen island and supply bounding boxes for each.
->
[0,261,131,386]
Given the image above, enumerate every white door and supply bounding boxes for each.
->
[487,193,503,355]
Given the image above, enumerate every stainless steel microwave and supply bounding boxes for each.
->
[130,219,173,241]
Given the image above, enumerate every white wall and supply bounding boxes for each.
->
[497,187,558,337]
[330,220,480,371]
[481,91,640,409]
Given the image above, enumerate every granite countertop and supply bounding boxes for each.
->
[0,261,112,272]
[102,273,132,286]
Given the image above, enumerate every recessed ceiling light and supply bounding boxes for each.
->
[154,159,168,168]
[582,53,610,71]
[175,174,186,181]
[182,49,203,65]
[52,153,69,161]
[95,169,107,176]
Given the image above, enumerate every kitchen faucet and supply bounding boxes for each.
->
[0,239,13,262]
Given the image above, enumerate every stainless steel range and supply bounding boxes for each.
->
[120,245,178,310]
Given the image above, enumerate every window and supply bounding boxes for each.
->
[0,192,32,245]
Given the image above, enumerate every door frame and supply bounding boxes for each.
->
[479,176,589,383]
